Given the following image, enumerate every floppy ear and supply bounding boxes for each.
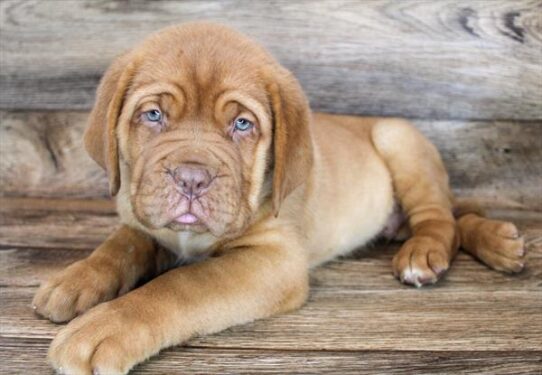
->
[268,68,314,216]
[84,53,137,196]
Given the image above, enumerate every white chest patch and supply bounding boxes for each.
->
[158,231,217,264]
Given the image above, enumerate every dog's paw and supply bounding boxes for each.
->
[48,300,156,375]
[33,259,121,323]
[467,219,526,273]
[392,237,450,287]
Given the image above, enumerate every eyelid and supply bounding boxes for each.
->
[140,105,161,115]
[235,111,256,123]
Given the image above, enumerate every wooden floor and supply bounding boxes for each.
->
[0,198,541,374]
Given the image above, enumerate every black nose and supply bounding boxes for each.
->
[173,165,212,197]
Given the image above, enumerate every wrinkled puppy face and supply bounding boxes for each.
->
[85,23,313,239]
[119,36,274,236]
[124,84,271,237]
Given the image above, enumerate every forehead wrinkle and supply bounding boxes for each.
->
[127,82,186,111]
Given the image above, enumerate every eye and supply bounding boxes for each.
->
[144,109,162,123]
[233,117,253,132]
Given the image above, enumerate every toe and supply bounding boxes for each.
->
[494,222,520,239]
[32,281,57,317]
[49,327,100,375]
[392,251,409,279]
[427,250,449,276]
[45,286,78,323]
[491,254,525,273]
[486,235,525,259]
[477,248,525,273]
[91,337,129,375]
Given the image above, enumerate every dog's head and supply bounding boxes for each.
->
[85,23,313,237]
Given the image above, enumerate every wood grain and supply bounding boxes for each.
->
[0,200,540,372]
[0,111,109,199]
[1,0,541,119]
[1,338,541,375]
[2,111,541,208]
[0,205,118,250]
[2,244,541,290]
[0,199,540,290]
[3,279,541,351]
[0,201,540,353]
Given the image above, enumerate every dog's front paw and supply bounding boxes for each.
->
[33,258,121,323]
[49,300,157,375]
[392,237,450,287]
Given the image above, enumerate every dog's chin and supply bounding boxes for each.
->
[137,214,211,233]
[166,220,209,234]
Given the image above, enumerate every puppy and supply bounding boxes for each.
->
[33,23,526,374]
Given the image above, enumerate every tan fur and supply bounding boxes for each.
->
[33,23,526,374]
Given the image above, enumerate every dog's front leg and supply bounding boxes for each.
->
[47,235,309,375]
[372,119,459,287]
[33,226,174,323]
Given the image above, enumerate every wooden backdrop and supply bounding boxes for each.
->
[1,2,542,373]
[1,0,541,208]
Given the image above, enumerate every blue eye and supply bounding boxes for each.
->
[145,109,162,122]
[234,117,253,131]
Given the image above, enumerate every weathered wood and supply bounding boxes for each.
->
[0,200,540,293]
[1,338,541,375]
[0,111,109,199]
[0,201,118,250]
[1,111,541,208]
[0,202,540,372]
[0,197,541,251]
[0,197,114,213]
[0,203,540,352]
[2,284,541,351]
[1,0,541,119]
[417,120,542,210]
[2,244,540,290]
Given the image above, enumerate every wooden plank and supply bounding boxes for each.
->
[1,0,541,119]
[2,111,541,208]
[0,197,114,213]
[0,111,109,199]
[0,248,91,287]
[0,202,540,294]
[0,196,541,251]
[416,120,542,211]
[2,285,541,351]
[1,338,541,375]
[1,244,540,290]
[0,204,118,250]
[0,207,540,352]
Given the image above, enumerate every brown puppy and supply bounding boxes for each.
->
[33,23,525,374]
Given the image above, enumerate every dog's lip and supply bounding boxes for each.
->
[174,213,200,225]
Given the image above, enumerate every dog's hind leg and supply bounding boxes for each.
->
[372,119,459,287]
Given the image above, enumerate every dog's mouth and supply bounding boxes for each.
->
[167,215,208,233]
[175,213,200,225]
[165,201,210,233]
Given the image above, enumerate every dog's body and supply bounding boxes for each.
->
[32,23,525,374]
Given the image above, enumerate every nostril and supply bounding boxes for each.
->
[173,164,213,196]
